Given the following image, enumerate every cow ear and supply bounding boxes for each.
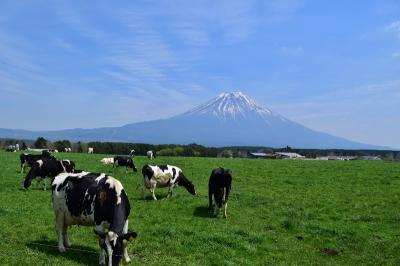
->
[121,231,137,242]
[94,230,106,239]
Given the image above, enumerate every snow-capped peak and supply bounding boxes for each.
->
[180,91,283,121]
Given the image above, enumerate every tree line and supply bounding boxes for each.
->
[1,137,399,160]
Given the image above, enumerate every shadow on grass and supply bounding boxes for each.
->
[26,239,98,265]
[193,206,211,218]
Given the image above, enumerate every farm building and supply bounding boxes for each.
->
[248,152,277,159]
[362,156,381,160]
[276,152,305,159]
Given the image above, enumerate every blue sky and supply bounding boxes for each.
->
[1,1,399,149]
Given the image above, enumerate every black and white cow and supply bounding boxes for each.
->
[51,171,137,266]
[113,156,137,172]
[141,165,196,200]
[19,151,55,173]
[208,167,232,218]
[23,159,75,190]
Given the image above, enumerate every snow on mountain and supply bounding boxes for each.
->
[181,91,282,121]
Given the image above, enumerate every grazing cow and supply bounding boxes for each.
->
[113,156,137,172]
[101,157,114,165]
[88,147,94,154]
[51,171,137,266]
[208,167,232,218]
[23,159,75,190]
[19,151,55,173]
[129,149,135,157]
[147,150,155,160]
[141,165,196,200]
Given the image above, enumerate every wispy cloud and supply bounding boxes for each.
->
[385,20,400,38]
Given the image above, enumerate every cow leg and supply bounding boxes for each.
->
[63,224,71,247]
[96,224,106,266]
[213,204,219,217]
[43,178,47,191]
[20,162,24,174]
[55,211,66,252]
[151,183,157,201]
[223,202,228,219]
[208,191,213,214]
[141,183,145,200]
[122,220,131,263]
[167,184,174,199]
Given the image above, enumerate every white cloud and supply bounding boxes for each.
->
[386,20,400,38]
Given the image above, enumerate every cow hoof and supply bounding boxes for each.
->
[124,257,131,263]
[58,246,66,253]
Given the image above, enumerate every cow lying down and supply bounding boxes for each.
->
[141,165,196,200]
[52,171,137,266]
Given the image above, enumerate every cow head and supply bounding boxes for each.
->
[22,160,43,190]
[128,159,138,172]
[94,230,137,266]
[61,160,75,173]
[178,174,196,196]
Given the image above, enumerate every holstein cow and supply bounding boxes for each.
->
[141,165,196,200]
[19,151,55,173]
[113,156,137,172]
[51,171,137,266]
[129,149,135,157]
[101,157,114,165]
[146,151,155,160]
[88,147,94,154]
[208,167,232,218]
[23,159,75,190]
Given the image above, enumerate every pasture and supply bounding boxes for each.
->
[0,151,399,265]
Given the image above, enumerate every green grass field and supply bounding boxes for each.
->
[0,151,399,265]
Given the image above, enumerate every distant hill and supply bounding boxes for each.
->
[0,92,388,149]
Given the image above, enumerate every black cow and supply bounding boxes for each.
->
[142,164,196,200]
[208,167,232,218]
[51,171,137,266]
[19,150,55,173]
[23,159,75,190]
[113,156,137,172]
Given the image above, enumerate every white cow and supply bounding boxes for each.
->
[147,150,155,160]
[141,164,196,200]
[88,147,94,154]
[100,157,114,165]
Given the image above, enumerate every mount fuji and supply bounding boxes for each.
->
[0,92,386,149]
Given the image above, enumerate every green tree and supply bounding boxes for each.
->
[34,137,48,149]
[54,140,71,151]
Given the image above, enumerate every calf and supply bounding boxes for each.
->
[19,151,55,173]
[101,157,114,165]
[142,165,196,200]
[51,171,137,266]
[208,167,232,218]
[113,156,137,172]
[23,159,75,190]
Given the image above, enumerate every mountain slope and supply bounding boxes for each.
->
[0,92,387,149]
